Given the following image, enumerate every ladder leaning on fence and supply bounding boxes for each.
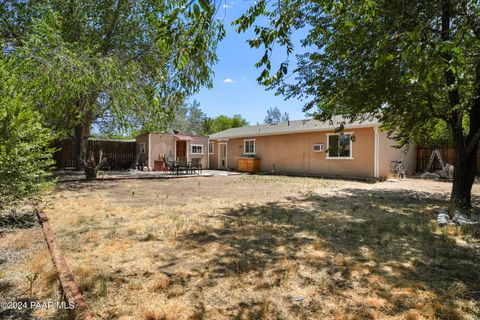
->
[426,149,445,172]
[130,153,141,170]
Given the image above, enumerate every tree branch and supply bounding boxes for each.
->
[101,0,124,56]
[441,0,463,142]
[466,61,480,155]
[466,132,480,155]
[425,91,449,122]
[94,149,107,171]
[0,12,21,40]
[126,34,163,63]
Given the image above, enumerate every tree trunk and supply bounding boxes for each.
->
[84,149,107,180]
[74,110,94,170]
[450,26,480,209]
[450,140,477,209]
[440,0,478,210]
[449,59,480,209]
[74,124,83,170]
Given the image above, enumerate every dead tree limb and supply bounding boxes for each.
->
[84,149,107,180]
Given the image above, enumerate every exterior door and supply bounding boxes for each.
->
[176,140,186,159]
[218,143,227,169]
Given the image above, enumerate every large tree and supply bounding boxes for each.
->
[163,99,207,134]
[235,0,480,209]
[1,0,224,168]
[186,100,207,135]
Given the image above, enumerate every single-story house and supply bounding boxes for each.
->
[135,132,208,170]
[208,117,416,178]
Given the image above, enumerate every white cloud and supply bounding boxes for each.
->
[223,1,234,8]
[223,78,234,84]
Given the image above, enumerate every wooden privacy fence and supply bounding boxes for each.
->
[54,139,136,170]
[416,146,480,175]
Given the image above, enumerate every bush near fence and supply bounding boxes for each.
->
[53,139,136,170]
[416,146,480,175]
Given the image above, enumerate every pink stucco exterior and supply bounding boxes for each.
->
[135,133,208,170]
[209,126,416,178]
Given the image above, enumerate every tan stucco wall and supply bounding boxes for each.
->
[149,134,175,169]
[378,131,416,177]
[209,127,417,178]
[210,127,376,177]
[188,136,209,169]
[209,141,217,169]
[135,134,209,170]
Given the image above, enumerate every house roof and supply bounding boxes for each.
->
[173,134,193,141]
[209,116,380,140]
[135,132,207,139]
[90,138,136,142]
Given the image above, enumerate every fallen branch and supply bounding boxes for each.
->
[83,149,107,180]
[35,208,92,320]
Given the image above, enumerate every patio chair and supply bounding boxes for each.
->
[176,157,189,175]
[190,158,202,175]
[165,157,176,174]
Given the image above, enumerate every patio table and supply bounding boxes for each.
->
[171,161,192,175]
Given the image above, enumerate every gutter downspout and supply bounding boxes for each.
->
[174,137,177,161]
[207,138,210,169]
[374,126,379,178]
[148,133,152,171]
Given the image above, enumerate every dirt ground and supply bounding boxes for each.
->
[3,175,480,319]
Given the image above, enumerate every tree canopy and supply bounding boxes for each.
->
[264,106,289,124]
[163,99,207,135]
[135,100,249,136]
[95,99,249,137]
[202,114,249,135]
[1,0,225,166]
[235,0,480,208]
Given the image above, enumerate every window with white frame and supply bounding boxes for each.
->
[244,139,255,154]
[327,133,352,158]
[190,144,204,155]
[209,142,213,154]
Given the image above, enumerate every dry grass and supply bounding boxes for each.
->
[40,175,480,320]
[0,223,68,319]
[1,228,40,250]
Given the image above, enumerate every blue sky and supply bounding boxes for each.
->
[188,1,309,125]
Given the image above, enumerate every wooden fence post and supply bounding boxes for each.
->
[416,146,480,175]
[54,139,136,170]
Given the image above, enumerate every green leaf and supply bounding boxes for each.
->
[168,8,180,24]
[199,0,210,12]
[193,4,200,18]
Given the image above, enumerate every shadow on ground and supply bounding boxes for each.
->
[178,188,480,319]
[0,212,37,233]
[53,180,121,193]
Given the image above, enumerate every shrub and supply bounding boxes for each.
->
[0,60,55,213]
